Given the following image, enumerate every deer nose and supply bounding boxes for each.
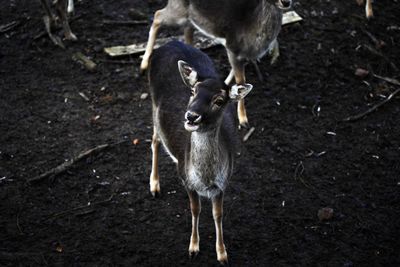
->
[185,111,202,124]
[280,0,292,8]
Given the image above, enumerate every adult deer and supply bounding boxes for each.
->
[40,0,77,48]
[356,0,374,19]
[148,41,253,264]
[140,0,292,128]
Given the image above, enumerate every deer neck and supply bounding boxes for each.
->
[186,124,229,196]
[189,126,222,168]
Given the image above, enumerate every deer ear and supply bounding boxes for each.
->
[229,83,253,100]
[178,60,198,87]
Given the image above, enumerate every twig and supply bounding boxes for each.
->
[294,161,310,188]
[46,194,114,220]
[363,44,398,71]
[78,91,90,101]
[102,20,147,26]
[28,141,127,183]
[363,29,381,48]
[373,74,400,86]
[16,212,23,235]
[342,88,400,122]
[0,21,20,33]
[243,127,256,142]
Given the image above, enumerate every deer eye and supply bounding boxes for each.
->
[214,97,225,107]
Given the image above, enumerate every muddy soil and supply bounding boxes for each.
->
[1,0,399,266]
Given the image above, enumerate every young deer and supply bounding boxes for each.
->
[40,0,77,48]
[140,0,292,128]
[356,0,374,19]
[148,41,253,264]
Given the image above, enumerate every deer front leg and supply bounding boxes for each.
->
[140,9,164,73]
[269,39,280,65]
[187,190,201,258]
[227,51,249,128]
[184,25,194,45]
[40,0,65,48]
[67,0,74,14]
[212,192,228,265]
[365,0,373,19]
[149,126,160,197]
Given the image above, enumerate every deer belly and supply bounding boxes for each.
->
[189,19,227,47]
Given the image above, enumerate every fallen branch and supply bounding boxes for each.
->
[46,194,114,220]
[72,52,97,71]
[342,88,400,122]
[28,141,127,183]
[102,20,147,26]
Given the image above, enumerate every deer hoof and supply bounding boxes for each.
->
[238,121,250,130]
[218,257,229,266]
[151,190,160,198]
[65,32,78,41]
[140,60,149,75]
[217,248,228,266]
[189,250,199,260]
[150,184,160,198]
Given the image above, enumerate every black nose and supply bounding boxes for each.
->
[281,0,292,8]
[185,111,201,124]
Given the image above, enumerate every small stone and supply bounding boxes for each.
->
[140,92,149,100]
[355,68,369,78]
[318,207,334,221]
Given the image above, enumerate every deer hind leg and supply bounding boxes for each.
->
[212,192,228,265]
[224,69,235,85]
[140,4,189,73]
[187,190,201,258]
[150,126,161,197]
[227,51,249,128]
[56,0,77,41]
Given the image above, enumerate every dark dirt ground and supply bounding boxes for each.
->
[1,0,400,266]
